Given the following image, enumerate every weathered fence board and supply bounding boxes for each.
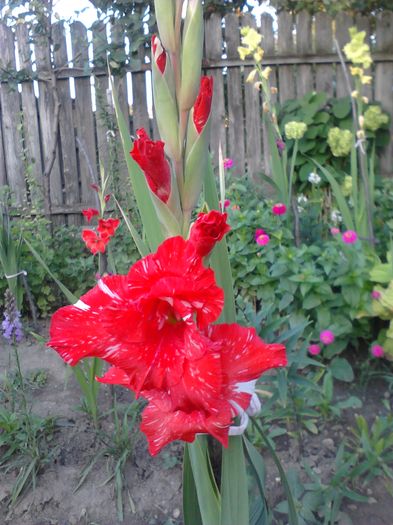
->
[0,23,26,205]
[70,21,97,205]
[16,24,44,203]
[225,13,245,176]
[0,10,392,221]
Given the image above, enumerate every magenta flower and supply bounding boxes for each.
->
[219,199,231,211]
[254,228,265,241]
[308,344,321,356]
[330,227,340,236]
[276,139,285,154]
[272,203,287,216]
[223,158,234,169]
[370,344,384,358]
[319,330,335,345]
[342,230,358,244]
[371,290,381,300]
[256,233,270,246]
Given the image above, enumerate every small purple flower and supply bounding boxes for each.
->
[223,158,234,169]
[1,289,23,343]
[330,227,340,236]
[370,344,384,358]
[308,344,321,356]
[371,290,381,300]
[342,230,358,244]
[256,233,270,246]
[276,139,285,154]
[319,330,335,345]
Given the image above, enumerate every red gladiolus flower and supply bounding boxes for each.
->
[188,211,231,257]
[48,236,224,391]
[151,35,166,74]
[130,129,171,203]
[97,218,120,239]
[193,76,213,134]
[48,235,287,455]
[82,229,107,255]
[82,208,99,223]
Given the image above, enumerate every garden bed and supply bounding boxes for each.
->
[0,326,391,525]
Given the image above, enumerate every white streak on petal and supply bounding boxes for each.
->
[228,411,249,436]
[98,279,121,300]
[73,300,90,311]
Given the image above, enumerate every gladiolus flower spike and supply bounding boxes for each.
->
[49,213,286,455]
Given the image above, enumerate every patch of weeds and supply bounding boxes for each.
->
[75,397,142,522]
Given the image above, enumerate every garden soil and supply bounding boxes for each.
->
[0,327,392,525]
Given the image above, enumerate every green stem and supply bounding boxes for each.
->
[288,139,298,208]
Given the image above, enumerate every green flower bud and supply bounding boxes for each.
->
[284,121,307,140]
[179,0,204,110]
[154,0,176,53]
[342,175,353,197]
[327,127,353,157]
[364,105,389,132]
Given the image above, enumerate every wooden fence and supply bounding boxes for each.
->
[0,11,392,222]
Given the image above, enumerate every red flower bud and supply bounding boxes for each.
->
[152,35,166,75]
[193,76,213,134]
[97,218,120,239]
[90,184,100,192]
[82,229,108,255]
[104,194,111,203]
[130,129,171,203]
[82,208,99,223]
[189,210,231,257]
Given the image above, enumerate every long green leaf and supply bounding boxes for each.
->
[114,197,149,257]
[220,436,249,525]
[243,436,270,525]
[111,76,164,252]
[311,159,354,231]
[24,238,78,304]
[183,444,203,525]
[251,417,299,525]
[187,438,221,525]
[204,163,236,323]
[267,124,287,202]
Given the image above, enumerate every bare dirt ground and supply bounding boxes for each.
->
[0,328,392,525]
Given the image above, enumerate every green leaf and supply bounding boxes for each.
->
[186,438,221,525]
[183,445,203,525]
[220,436,249,525]
[332,98,351,119]
[111,75,164,252]
[114,197,149,257]
[330,357,354,382]
[243,437,270,525]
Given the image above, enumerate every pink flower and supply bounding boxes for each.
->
[342,230,358,244]
[370,344,384,358]
[371,290,381,300]
[219,199,231,210]
[223,158,234,169]
[272,203,287,216]
[254,228,265,241]
[256,234,270,246]
[308,344,321,356]
[319,330,335,345]
[330,227,340,236]
[276,139,285,154]
[232,205,240,211]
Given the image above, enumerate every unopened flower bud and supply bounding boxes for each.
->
[270,86,278,94]
[263,101,269,113]
[356,129,365,140]
[358,115,364,128]
[246,69,257,83]
[351,90,359,98]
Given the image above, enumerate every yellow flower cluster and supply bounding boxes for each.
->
[238,26,264,63]
[327,127,353,157]
[364,105,389,132]
[284,121,307,140]
[344,28,373,85]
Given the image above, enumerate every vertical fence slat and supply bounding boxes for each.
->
[315,13,334,95]
[241,14,262,179]
[0,23,26,205]
[375,12,393,175]
[35,27,63,219]
[277,12,295,102]
[0,99,7,187]
[335,13,352,98]
[131,47,150,134]
[296,12,313,97]
[225,13,245,175]
[70,21,97,204]
[53,21,80,225]
[111,24,129,131]
[205,13,226,164]
[92,21,111,178]
[16,24,44,203]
